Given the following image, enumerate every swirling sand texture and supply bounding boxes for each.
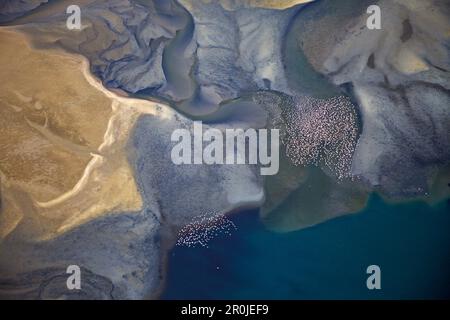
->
[0,0,449,298]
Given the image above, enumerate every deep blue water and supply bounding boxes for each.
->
[162,195,450,299]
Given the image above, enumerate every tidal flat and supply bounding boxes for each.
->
[0,0,449,299]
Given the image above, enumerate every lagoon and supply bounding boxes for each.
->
[163,194,450,299]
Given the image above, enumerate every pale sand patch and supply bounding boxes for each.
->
[0,28,175,241]
[393,46,429,75]
[181,0,314,10]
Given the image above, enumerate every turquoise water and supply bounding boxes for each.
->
[162,194,450,299]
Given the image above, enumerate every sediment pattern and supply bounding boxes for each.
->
[0,0,449,298]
